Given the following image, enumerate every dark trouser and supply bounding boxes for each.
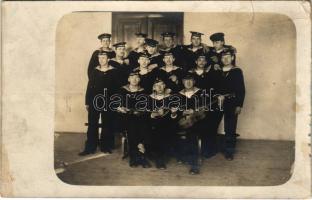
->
[85,106,115,152]
[200,111,223,157]
[150,117,172,161]
[187,131,200,168]
[223,103,238,154]
[175,129,199,168]
[126,114,150,162]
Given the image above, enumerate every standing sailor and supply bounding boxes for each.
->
[133,53,157,94]
[219,49,245,160]
[109,42,132,85]
[145,38,163,69]
[155,52,185,93]
[80,51,120,156]
[207,32,237,70]
[87,33,115,79]
[128,33,148,68]
[183,31,210,71]
[159,32,185,69]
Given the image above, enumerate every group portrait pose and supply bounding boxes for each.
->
[80,31,246,175]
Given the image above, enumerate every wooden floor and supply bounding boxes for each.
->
[55,132,294,186]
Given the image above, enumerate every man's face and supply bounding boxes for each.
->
[98,55,108,66]
[153,81,166,93]
[191,36,201,47]
[163,55,174,66]
[146,46,157,55]
[163,37,174,48]
[115,46,126,57]
[128,75,140,86]
[138,57,150,68]
[195,57,207,68]
[213,41,224,51]
[101,38,111,48]
[221,54,233,66]
[183,79,195,89]
[136,37,145,47]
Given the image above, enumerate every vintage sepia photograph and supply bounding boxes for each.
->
[54,11,296,186]
[1,1,311,197]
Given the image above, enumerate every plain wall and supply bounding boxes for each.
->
[55,12,296,141]
[55,12,112,132]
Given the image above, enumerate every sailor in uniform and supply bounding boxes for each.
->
[219,49,245,160]
[183,31,210,71]
[79,51,121,156]
[155,52,185,93]
[132,52,157,94]
[145,38,163,69]
[109,42,132,85]
[159,32,185,69]
[87,33,116,79]
[127,32,148,68]
[207,32,237,71]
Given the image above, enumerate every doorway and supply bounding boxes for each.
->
[112,12,184,50]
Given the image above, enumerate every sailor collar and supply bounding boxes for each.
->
[134,67,153,75]
[190,65,212,75]
[133,47,145,53]
[222,65,234,72]
[95,65,115,72]
[122,85,144,92]
[160,45,177,52]
[149,52,161,58]
[179,87,200,98]
[187,45,204,52]
[160,65,179,72]
[110,57,126,64]
[150,93,170,100]
[99,47,114,52]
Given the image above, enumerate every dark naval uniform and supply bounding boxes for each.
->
[127,47,147,69]
[155,66,185,93]
[147,52,163,69]
[134,67,158,94]
[159,45,185,70]
[145,38,163,69]
[87,33,115,79]
[87,48,115,79]
[220,66,245,158]
[183,44,208,71]
[207,44,237,70]
[208,32,237,70]
[84,65,121,154]
[127,32,148,69]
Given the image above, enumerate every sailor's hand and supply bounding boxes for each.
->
[124,59,129,65]
[148,64,158,71]
[183,109,194,115]
[235,107,242,115]
[117,107,127,114]
[169,75,177,82]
